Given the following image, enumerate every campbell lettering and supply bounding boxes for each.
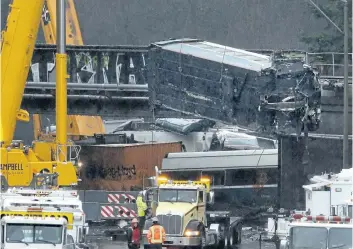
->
[0,163,24,171]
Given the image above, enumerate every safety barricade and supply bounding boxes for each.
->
[107,192,137,204]
[79,190,139,221]
[100,203,137,219]
[78,190,138,204]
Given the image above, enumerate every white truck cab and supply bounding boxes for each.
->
[1,216,67,248]
[267,168,353,242]
[280,215,352,249]
[0,189,89,247]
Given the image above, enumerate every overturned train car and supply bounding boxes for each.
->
[148,39,321,134]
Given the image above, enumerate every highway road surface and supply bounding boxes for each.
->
[88,241,275,249]
[86,229,276,249]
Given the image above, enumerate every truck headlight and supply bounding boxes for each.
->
[184,230,200,237]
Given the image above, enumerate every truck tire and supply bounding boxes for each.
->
[216,224,226,249]
[217,239,225,249]
[199,229,206,249]
[189,228,206,249]
[275,240,281,249]
[226,229,234,249]
[235,226,241,244]
[226,226,241,248]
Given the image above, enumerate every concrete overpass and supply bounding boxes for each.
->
[24,44,151,118]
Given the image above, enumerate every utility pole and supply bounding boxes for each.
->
[343,0,349,169]
[307,0,350,168]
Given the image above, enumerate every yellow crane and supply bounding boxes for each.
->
[0,0,77,187]
[33,0,105,142]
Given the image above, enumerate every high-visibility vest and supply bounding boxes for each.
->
[147,225,166,244]
[136,196,147,217]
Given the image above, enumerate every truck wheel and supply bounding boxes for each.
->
[201,230,207,249]
[226,230,234,249]
[217,239,225,249]
[235,226,242,244]
[275,240,281,249]
[226,227,241,248]
[229,233,232,246]
[197,229,206,249]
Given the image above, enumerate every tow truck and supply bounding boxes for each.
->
[0,178,89,248]
[142,176,243,249]
[279,213,352,249]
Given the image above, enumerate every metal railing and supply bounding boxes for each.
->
[305,52,353,79]
[247,50,353,80]
[26,82,148,91]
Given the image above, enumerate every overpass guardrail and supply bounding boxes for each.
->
[305,52,352,80]
[248,49,352,80]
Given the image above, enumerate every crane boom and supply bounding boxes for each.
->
[1,0,44,146]
[41,0,83,45]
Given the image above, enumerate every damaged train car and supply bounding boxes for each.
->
[147,39,321,134]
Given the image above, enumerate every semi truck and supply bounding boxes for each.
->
[142,176,243,249]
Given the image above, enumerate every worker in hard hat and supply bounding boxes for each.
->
[127,218,140,249]
[147,217,166,249]
[136,190,147,234]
